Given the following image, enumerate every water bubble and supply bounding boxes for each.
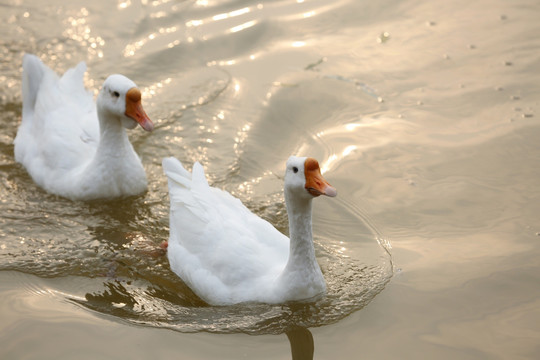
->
[377,32,390,44]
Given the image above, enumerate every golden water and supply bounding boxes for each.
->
[1,0,539,358]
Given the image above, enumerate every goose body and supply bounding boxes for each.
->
[163,156,336,305]
[14,54,153,200]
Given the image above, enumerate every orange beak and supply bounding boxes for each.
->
[304,157,337,197]
[125,88,154,132]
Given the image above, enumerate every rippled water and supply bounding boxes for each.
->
[1,0,393,336]
[1,0,540,359]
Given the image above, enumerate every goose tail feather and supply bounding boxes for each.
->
[22,54,47,118]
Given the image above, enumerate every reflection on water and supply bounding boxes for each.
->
[1,0,540,358]
[287,326,314,360]
[58,198,391,335]
[0,270,317,359]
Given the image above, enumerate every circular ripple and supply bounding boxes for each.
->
[69,200,392,335]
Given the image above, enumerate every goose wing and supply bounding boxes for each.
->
[15,55,98,184]
[163,157,289,304]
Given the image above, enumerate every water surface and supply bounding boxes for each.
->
[1,0,539,359]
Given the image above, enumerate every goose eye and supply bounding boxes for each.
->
[112,91,120,98]
[292,166,298,173]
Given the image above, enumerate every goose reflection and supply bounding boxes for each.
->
[78,282,316,360]
[77,282,316,360]
[286,326,314,360]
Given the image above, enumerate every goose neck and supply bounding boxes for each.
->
[96,106,131,157]
[285,192,316,264]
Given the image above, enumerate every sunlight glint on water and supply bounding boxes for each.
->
[2,0,539,358]
[0,0,392,336]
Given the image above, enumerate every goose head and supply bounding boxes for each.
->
[97,74,154,131]
[284,156,337,201]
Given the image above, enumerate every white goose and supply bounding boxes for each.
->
[14,54,153,201]
[162,156,337,305]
